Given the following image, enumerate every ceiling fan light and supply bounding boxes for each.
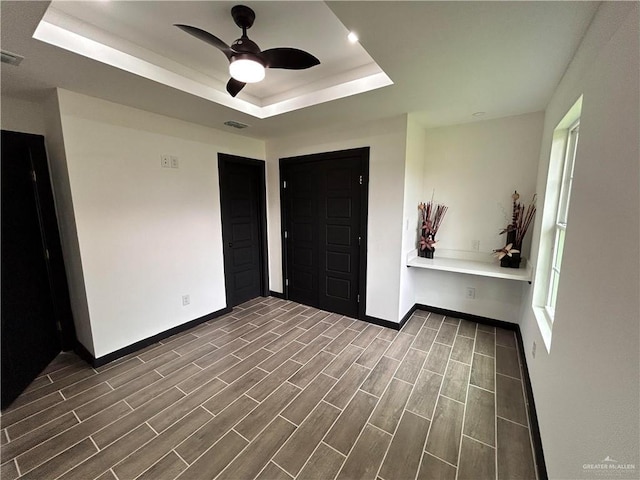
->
[229,57,265,83]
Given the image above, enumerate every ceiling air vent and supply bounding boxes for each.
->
[224,120,250,129]
[1,50,24,66]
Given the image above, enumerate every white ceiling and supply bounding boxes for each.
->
[35,1,392,117]
[1,1,599,139]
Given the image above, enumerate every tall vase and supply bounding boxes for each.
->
[500,230,522,268]
[502,251,521,268]
[424,234,435,258]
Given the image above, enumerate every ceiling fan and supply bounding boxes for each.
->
[175,4,320,97]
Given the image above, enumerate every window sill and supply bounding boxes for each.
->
[533,306,553,353]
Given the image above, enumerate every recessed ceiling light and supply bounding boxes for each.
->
[472,111,486,117]
[347,32,359,43]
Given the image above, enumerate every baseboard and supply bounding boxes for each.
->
[514,326,549,480]
[365,315,402,331]
[415,304,517,331]
[414,303,548,480]
[73,340,96,367]
[75,306,232,368]
[362,302,417,331]
[269,290,286,299]
[398,303,418,329]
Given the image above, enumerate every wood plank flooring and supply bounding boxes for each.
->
[1,297,538,480]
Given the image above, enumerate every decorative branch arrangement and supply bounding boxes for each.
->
[494,190,536,267]
[418,199,448,258]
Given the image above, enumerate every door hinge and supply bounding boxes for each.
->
[283,180,287,189]
[284,231,288,239]
[357,294,360,303]
[358,236,361,245]
[31,170,37,182]
[359,175,363,185]
[285,279,289,287]
[45,249,50,260]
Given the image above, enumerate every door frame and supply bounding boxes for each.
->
[218,153,270,307]
[25,132,77,350]
[279,147,370,320]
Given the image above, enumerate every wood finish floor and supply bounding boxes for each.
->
[1,297,538,480]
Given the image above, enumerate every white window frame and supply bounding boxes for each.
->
[545,121,579,321]
[532,95,582,352]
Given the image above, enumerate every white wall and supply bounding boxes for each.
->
[0,92,96,351]
[56,89,265,357]
[43,91,96,353]
[265,115,408,323]
[411,112,544,322]
[520,3,639,477]
[398,115,426,319]
[1,95,46,135]
[423,112,543,256]
[414,270,526,323]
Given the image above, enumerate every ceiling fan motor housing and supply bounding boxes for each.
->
[231,5,256,30]
[231,37,261,55]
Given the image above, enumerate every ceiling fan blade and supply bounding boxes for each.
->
[226,78,246,97]
[174,24,233,60]
[260,48,320,70]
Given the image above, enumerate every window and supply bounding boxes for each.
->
[545,121,579,320]
[532,95,582,351]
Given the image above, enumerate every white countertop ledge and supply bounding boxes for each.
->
[407,253,533,282]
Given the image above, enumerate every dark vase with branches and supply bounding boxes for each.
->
[494,191,537,268]
[418,201,448,259]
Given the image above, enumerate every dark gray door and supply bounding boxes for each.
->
[285,162,319,308]
[219,155,268,307]
[1,131,74,409]
[282,148,368,319]
[318,158,362,317]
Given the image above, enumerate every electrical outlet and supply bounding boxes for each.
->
[532,341,537,358]
[465,287,476,299]
[182,294,190,306]
[170,155,179,168]
[472,239,480,251]
[160,155,171,168]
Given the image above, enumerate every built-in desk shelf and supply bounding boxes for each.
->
[407,254,532,282]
